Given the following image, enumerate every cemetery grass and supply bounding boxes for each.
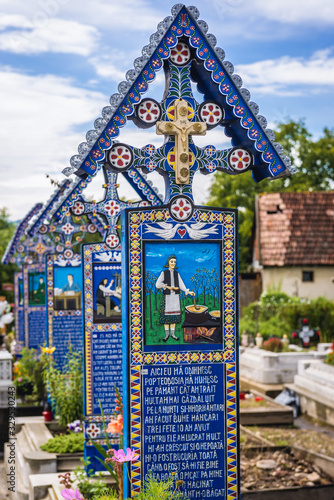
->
[145,293,218,345]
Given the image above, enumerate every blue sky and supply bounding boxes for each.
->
[1,0,334,220]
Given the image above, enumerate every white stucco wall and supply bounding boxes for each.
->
[262,267,334,300]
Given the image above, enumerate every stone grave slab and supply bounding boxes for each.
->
[240,347,326,386]
[287,359,334,426]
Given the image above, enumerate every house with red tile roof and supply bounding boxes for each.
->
[253,192,334,299]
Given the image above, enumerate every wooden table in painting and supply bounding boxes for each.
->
[54,291,81,310]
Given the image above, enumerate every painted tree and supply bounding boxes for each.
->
[0,208,17,302]
[208,269,220,308]
[190,270,201,302]
[197,268,210,305]
[145,271,157,330]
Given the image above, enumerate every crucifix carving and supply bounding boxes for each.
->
[156,98,207,185]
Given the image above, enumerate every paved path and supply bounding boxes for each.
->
[0,459,9,500]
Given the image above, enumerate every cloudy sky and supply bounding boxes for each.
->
[1,0,334,220]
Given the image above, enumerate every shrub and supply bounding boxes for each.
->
[262,337,284,353]
[40,432,84,453]
[13,348,44,402]
[325,343,334,366]
[240,291,334,342]
[44,346,83,426]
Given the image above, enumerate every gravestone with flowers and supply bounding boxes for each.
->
[64,4,291,498]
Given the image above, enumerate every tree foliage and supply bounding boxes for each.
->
[207,120,334,270]
[0,208,17,302]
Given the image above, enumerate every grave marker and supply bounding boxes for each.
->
[23,263,46,349]
[60,4,292,497]
[14,272,25,349]
[76,167,162,471]
[122,203,238,499]
[42,207,105,367]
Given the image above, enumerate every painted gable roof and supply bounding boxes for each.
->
[2,203,43,265]
[63,4,292,185]
[257,192,334,266]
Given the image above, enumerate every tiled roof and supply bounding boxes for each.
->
[258,192,334,266]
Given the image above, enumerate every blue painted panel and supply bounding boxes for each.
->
[142,363,225,498]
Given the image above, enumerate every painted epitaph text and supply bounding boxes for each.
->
[83,243,123,469]
[142,363,225,498]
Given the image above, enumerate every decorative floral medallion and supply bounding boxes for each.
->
[136,98,162,126]
[63,248,74,260]
[170,42,191,65]
[106,233,120,249]
[71,201,85,215]
[107,144,134,171]
[61,222,74,235]
[86,423,101,439]
[199,101,224,128]
[228,147,252,172]
[169,195,194,222]
[104,200,120,217]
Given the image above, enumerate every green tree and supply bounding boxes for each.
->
[0,208,17,302]
[208,120,334,270]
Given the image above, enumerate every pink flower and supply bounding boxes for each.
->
[112,448,139,463]
[61,489,83,500]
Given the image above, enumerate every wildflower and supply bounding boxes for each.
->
[61,488,84,500]
[68,420,81,433]
[42,346,56,354]
[112,448,139,463]
[107,414,123,435]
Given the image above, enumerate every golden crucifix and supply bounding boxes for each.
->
[156,98,207,184]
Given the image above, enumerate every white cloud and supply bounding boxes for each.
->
[0,66,107,219]
[235,48,334,95]
[62,0,162,32]
[0,15,99,55]
[89,52,132,82]
[0,0,163,35]
[210,0,334,26]
[248,0,334,25]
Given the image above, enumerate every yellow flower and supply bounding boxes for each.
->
[41,346,56,354]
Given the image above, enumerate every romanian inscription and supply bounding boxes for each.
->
[91,330,122,414]
[28,310,46,349]
[17,310,25,344]
[142,363,225,499]
[53,315,83,368]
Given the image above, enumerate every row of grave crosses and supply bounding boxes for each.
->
[54,163,163,248]
[2,179,105,267]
